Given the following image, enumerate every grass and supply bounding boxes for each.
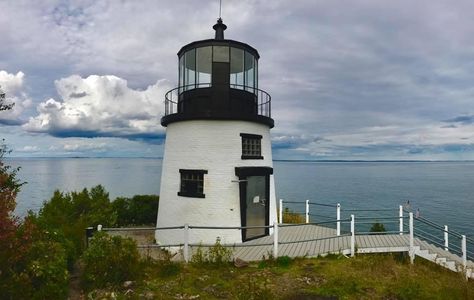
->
[85,253,474,299]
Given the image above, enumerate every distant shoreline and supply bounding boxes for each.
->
[4,157,474,163]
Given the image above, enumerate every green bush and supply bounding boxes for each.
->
[81,232,141,290]
[32,185,117,266]
[370,222,386,233]
[276,255,292,268]
[112,195,159,226]
[1,223,69,300]
[191,238,233,266]
[23,239,69,299]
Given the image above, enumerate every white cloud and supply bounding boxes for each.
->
[23,74,170,141]
[19,145,39,152]
[0,70,32,125]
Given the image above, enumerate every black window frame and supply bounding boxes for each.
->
[240,133,263,160]
[178,169,208,198]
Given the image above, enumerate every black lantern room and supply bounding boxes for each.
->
[162,18,273,128]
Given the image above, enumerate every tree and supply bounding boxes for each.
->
[0,86,23,267]
[0,86,29,296]
[0,85,14,111]
[0,87,68,299]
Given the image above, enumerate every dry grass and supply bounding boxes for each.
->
[282,207,306,224]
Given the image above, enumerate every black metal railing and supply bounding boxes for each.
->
[164,83,271,118]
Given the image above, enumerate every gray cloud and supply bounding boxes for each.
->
[444,115,474,125]
[2,1,474,158]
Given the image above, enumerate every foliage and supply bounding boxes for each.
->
[81,232,142,290]
[191,237,233,266]
[0,85,14,111]
[370,221,386,232]
[234,275,274,300]
[0,143,69,299]
[31,185,117,266]
[275,255,293,268]
[112,194,159,226]
[282,207,305,224]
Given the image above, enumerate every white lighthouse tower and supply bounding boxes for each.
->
[156,19,276,245]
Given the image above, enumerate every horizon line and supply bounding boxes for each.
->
[5,156,474,162]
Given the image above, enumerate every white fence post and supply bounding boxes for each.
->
[97,224,102,232]
[399,205,403,235]
[350,214,355,257]
[444,225,449,251]
[273,221,279,258]
[462,235,467,270]
[305,199,310,223]
[279,199,283,223]
[409,212,414,264]
[183,224,189,263]
[336,203,341,236]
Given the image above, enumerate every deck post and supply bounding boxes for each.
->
[97,224,102,232]
[399,205,403,235]
[305,200,310,223]
[350,214,355,257]
[462,235,467,270]
[273,221,279,258]
[184,224,189,263]
[444,225,449,251]
[336,203,341,236]
[409,212,414,264]
[279,199,283,223]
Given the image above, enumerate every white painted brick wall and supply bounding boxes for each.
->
[156,120,276,245]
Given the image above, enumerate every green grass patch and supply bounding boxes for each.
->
[83,253,474,299]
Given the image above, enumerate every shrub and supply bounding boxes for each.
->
[81,232,141,290]
[282,207,305,224]
[113,195,159,226]
[32,185,117,265]
[276,256,292,268]
[191,238,233,266]
[370,222,386,233]
[208,237,232,265]
[23,238,69,299]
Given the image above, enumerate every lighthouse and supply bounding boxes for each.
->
[156,18,276,245]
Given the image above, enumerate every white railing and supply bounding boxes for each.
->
[92,200,473,277]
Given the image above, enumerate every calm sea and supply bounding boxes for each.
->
[8,158,474,238]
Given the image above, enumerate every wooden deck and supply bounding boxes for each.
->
[185,224,473,277]
[106,223,474,278]
[187,224,412,261]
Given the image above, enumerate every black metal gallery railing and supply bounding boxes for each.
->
[164,83,271,118]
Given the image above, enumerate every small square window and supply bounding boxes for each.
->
[241,133,263,159]
[178,169,207,198]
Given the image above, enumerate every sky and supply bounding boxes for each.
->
[1,0,474,160]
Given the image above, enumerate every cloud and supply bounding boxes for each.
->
[19,145,39,152]
[443,115,474,125]
[0,70,32,125]
[2,1,474,159]
[23,74,170,142]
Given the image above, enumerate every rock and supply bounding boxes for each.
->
[234,257,249,268]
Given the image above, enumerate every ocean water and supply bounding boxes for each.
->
[8,158,474,238]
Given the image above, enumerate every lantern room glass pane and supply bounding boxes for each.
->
[255,59,258,90]
[244,51,255,92]
[196,46,212,86]
[230,47,244,89]
[213,46,229,62]
[184,49,196,90]
[179,55,184,93]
